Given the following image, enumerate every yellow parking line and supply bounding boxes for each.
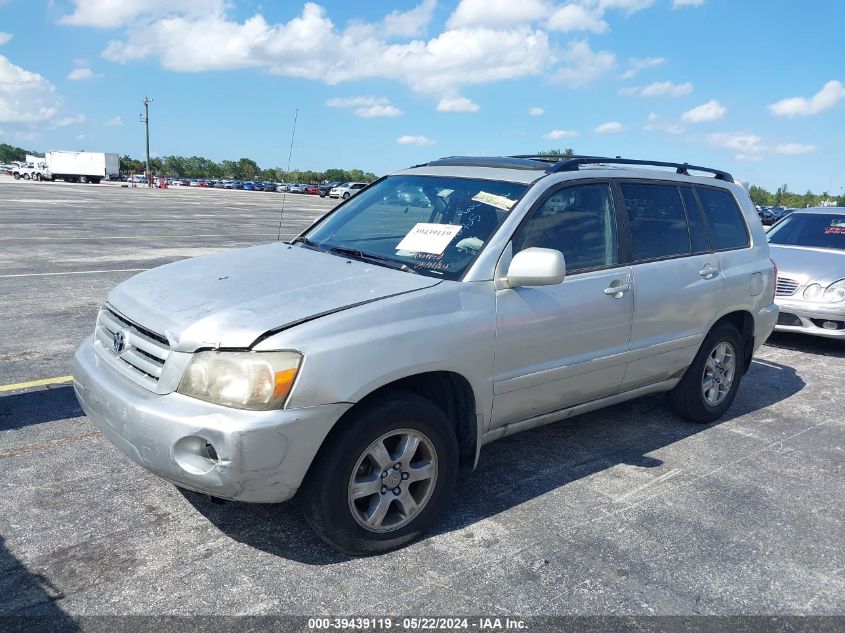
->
[0,375,73,392]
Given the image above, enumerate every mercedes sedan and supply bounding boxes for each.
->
[768,208,845,338]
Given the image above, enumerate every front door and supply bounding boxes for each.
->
[492,182,633,429]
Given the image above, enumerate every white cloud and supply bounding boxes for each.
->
[529,106,544,116]
[327,96,402,117]
[622,56,664,79]
[0,32,12,45]
[595,121,624,134]
[67,67,99,80]
[598,0,655,15]
[50,114,86,128]
[447,0,551,29]
[326,96,390,108]
[619,80,693,97]
[544,129,579,139]
[0,55,60,123]
[644,112,684,134]
[397,135,435,146]
[355,104,403,118]
[708,132,766,161]
[104,115,123,126]
[773,143,817,156]
[552,40,615,87]
[348,0,437,39]
[768,80,845,118]
[681,99,726,123]
[672,0,704,7]
[436,96,480,112]
[547,4,607,33]
[102,5,552,99]
[60,0,224,28]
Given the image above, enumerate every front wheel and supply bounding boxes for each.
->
[302,391,458,556]
[13,173,21,180]
[22,173,31,180]
[669,322,744,423]
[342,192,350,200]
[79,175,88,184]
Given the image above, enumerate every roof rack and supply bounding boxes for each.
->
[541,155,734,182]
[421,156,551,171]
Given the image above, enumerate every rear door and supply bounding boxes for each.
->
[619,181,723,390]
[492,181,633,428]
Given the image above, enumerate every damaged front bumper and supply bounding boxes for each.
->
[73,336,351,503]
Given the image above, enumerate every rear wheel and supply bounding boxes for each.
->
[22,173,31,180]
[13,172,21,180]
[79,175,89,184]
[669,322,744,423]
[33,173,41,181]
[303,390,458,556]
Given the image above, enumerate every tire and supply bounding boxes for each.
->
[91,178,101,184]
[320,192,326,198]
[669,322,744,423]
[302,390,458,556]
[79,175,89,184]
[23,173,31,180]
[13,173,21,180]
[33,173,41,181]
[342,192,350,200]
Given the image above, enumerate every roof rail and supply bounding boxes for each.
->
[544,156,734,182]
[422,156,551,170]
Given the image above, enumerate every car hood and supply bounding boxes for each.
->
[769,244,845,285]
[107,243,440,352]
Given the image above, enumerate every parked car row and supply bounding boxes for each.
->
[756,205,796,225]
[119,176,364,197]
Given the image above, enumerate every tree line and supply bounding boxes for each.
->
[118,154,378,184]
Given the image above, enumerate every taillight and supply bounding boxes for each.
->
[770,257,778,302]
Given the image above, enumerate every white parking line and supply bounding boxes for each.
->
[0,268,148,278]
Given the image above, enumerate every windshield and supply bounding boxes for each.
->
[302,175,528,279]
[767,212,845,250]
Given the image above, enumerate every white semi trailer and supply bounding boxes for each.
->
[45,151,120,183]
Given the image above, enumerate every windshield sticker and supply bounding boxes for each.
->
[824,226,845,235]
[396,223,462,255]
[472,191,517,211]
[437,189,454,198]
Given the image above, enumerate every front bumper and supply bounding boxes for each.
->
[73,336,351,502]
[773,299,845,339]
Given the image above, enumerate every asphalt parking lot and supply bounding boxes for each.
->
[1,177,843,618]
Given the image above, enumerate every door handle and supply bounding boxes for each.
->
[604,283,631,296]
[699,267,719,278]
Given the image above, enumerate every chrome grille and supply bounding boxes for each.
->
[775,276,801,297]
[94,306,170,390]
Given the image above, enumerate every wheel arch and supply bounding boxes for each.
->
[309,370,479,478]
[710,309,755,373]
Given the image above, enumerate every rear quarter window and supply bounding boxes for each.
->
[696,187,749,250]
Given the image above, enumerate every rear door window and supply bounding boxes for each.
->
[680,186,711,254]
[695,187,749,250]
[620,183,692,261]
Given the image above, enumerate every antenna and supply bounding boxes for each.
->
[277,107,299,241]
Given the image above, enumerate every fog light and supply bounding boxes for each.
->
[822,321,839,330]
[173,436,220,475]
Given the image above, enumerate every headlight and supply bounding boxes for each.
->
[803,283,822,300]
[177,351,302,410]
[823,279,845,303]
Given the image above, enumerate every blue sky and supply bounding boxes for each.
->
[0,0,842,192]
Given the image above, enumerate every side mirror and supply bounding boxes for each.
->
[503,247,566,288]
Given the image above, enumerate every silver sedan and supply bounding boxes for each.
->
[768,207,845,338]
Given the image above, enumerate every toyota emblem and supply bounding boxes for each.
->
[113,330,127,354]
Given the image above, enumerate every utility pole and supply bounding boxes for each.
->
[140,97,153,187]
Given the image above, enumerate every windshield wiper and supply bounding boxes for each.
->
[326,245,419,274]
[291,236,324,251]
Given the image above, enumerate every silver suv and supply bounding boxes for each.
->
[73,155,779,555]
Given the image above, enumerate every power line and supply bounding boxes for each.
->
[277,107,299,241]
